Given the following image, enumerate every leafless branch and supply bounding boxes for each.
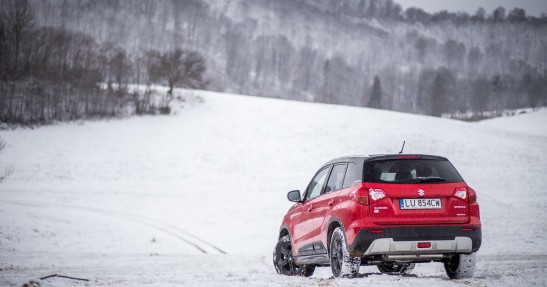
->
[39,274,89,281]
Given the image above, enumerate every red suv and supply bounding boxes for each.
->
[273,154,481,279]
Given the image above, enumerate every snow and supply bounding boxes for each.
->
[0,90,546,286]
[480,109,547,138]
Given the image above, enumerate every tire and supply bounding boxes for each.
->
[377,263,415,274]
[329,227,361,278]
[444,252,477,279]
[273,235,315,277]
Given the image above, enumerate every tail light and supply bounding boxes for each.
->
[350,187,369,205]
[350,187,387,205]
[453,187,468,202]
[468,187,477,204]
[369,188,386,202]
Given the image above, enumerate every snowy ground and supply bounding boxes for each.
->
[0,90,546,286]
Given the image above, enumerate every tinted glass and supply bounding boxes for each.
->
[305,167,331,200]
[325,164,347,193]
[342,163,358,188]
[366,159,464,184]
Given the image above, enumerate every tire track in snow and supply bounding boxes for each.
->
[0,200,226,254]
[98,209,227,254]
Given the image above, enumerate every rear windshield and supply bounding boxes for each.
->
[364,159,464,184]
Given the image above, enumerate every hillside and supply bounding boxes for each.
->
[0,90,546,286]
[28,0,547,115]
[481,109,547,138]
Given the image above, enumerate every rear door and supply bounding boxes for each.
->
[310,164,348,244]
[365,158,470,225]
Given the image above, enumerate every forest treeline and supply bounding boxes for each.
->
[29,0,546,120]
[2,0,547,124]
[0,0,207,126]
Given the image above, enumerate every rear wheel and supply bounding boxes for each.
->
[377,262,415,274]
[329,227,361,277]
[273,235,315,277]
[444,253,477,279]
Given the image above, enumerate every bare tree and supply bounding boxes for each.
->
[0,136,12,183]
[0,11,6,79]
[2,0,35,77]
[430,68,456,117]
[472,76,491,114]
[491,6,506,22]
[109,49,132,95]
[522,73,542,111]
[414,37,427,63]
[148,48,206,102]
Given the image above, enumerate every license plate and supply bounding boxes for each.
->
[400,198,442,209]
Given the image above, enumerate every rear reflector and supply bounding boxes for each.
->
[461,228,475,232]
[369,229,384,234]
[469,193,477,204]
[417,242,431,248]
[468,187,477,204]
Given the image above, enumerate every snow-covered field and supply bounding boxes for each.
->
[0,90,546,286]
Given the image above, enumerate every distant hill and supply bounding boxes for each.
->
[28,0,547,116]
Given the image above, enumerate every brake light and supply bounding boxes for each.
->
[453,187,468,202]
[396,155,421,159]
[350,187,369,205]
[369,188,386,202]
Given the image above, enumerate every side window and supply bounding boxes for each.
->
[325,164,347,193]
[342,163,357,188]
[305,166,331,201]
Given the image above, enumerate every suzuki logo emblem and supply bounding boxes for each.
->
[418,189,425,197]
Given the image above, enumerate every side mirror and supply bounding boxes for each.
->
[287,190,302,202]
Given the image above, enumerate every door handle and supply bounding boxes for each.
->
[328,199,334,206]
[307,205,313,212]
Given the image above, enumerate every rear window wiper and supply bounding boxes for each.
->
[416,176,446,183]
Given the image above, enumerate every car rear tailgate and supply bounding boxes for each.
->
[368,182,469,225]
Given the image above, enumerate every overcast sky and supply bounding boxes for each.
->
[398,0,547,17]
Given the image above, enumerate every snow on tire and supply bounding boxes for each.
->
[444,252,477,279]
[329,227,360,278]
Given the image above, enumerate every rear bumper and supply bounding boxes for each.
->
[347,226,481,257]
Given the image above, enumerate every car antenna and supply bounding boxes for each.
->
[398,140,406,154]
